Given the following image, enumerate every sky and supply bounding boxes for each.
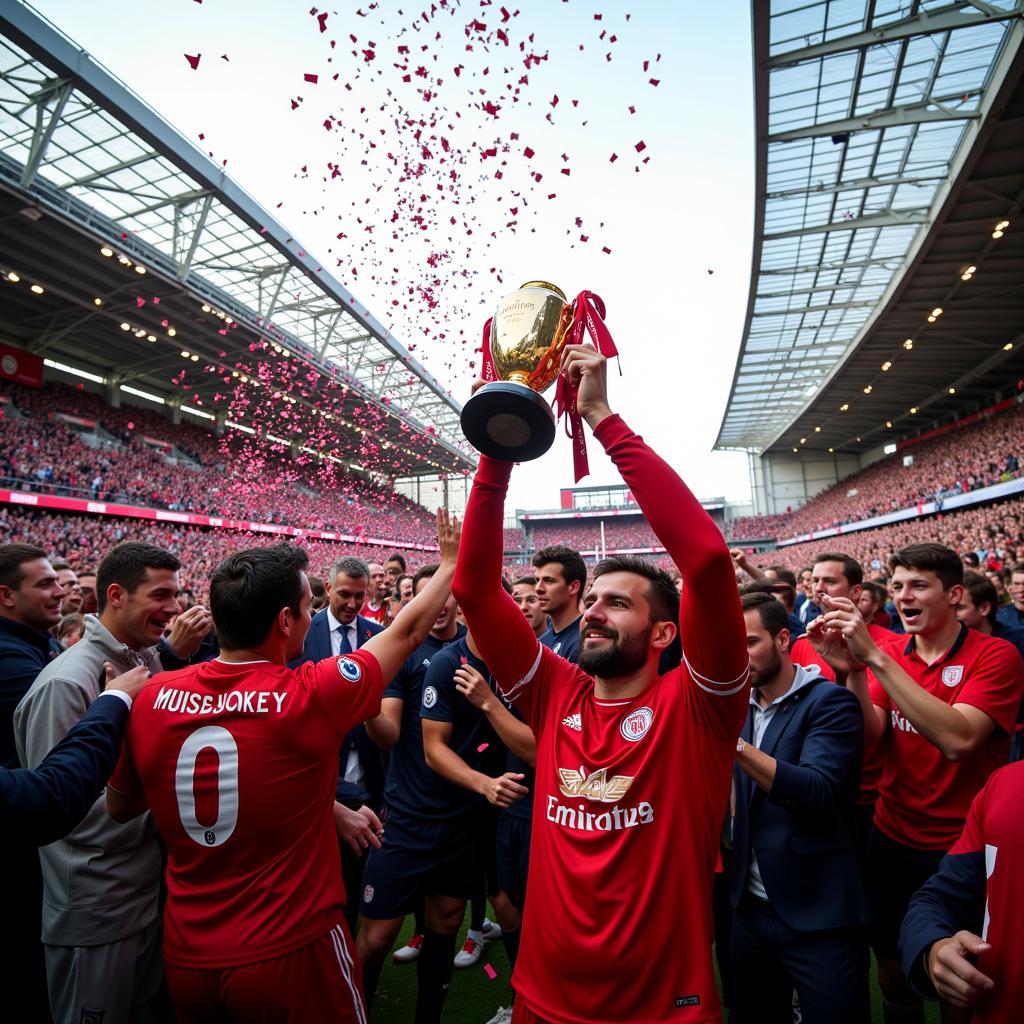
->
[29,0,757,515]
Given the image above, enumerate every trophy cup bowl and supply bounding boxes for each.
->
[461,280,575,461]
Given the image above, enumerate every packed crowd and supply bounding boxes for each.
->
[728,401,1024,541]
[528,517,662,551]
[3,355,1023,1024]
[0,381,438,544]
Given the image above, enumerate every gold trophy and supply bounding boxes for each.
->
[460,281,575,461]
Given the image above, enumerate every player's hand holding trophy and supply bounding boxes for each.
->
[460,281,619,481]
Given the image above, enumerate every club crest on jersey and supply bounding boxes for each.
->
[338,658,362,683]
[620,706,654,742]
[562,712,582,732]
[558,766,634,803]
[423,685,438,709]
[363,884,374,904]
[942,665,964,687]
[80,1011,105,1024]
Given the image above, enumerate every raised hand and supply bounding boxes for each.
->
[818,594,877,666]
[560,344,611,428]
[804,614,865,674]
[436,507,461,566]
[167,604,213,659]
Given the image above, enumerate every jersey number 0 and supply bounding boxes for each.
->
[175,725,240,848]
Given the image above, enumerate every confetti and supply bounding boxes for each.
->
[477,742,489,753]
[483,963,497,980]
[184,53,201,70]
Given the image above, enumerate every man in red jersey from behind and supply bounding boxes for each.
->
[451,345,750,1024]
[106,512,459,1023]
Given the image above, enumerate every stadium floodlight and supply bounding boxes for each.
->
[120,322,131,331]
[93,297,103,305]
[6,271,19,282]
[30,284,44,294]
[99,247,114,258]
[1004,344,1014,351]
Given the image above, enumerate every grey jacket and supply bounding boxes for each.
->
[13,615,164,945]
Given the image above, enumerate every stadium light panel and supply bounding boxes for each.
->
[120,385,165,404]
[182,405,214,421]
[99,247,114,257]
[6,271,19,282]
[30,284,44,294]
[43,358,106,384]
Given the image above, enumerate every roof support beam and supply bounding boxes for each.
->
[20,77,72,188]
[767,2,1024,68]
[764,207,929,239]
[766,171,946,200]
[768,95,980,143]
[177,193,213,279]
[65,151,157,187]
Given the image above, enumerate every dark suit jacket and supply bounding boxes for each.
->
[730,672,869,933]
[2,693,128,846]
[292,608,385,809]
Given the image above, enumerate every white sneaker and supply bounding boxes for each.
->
[392,933,423,963]
[481,917,503,942]
[454,930,485,968]
[484,1008,513,1024]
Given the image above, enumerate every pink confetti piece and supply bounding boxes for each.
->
[304,72,319,83]
[483,963,497,980]
[477,743,489,753]
[184,53,201,70]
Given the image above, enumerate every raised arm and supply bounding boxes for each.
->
[451,454,543,693]
[362,509,461,684]
[561,344,748,689]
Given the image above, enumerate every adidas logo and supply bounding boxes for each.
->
[562,712,582,732]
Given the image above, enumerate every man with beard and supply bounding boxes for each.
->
[729,592,868,1024]
[451,345,750,1024]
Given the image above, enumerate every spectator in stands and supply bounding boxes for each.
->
[996,562,1024,629]
[806,543,1024,1024]
[859,580,900,633]
[985,569,1009,605]
[511,576,546,637]
[763,566,806,639]
[57,613,84,648]
[14,542,185,1024]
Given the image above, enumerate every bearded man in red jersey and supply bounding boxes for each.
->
[451,345,750,1024]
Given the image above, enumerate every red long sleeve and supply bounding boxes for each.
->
[451,455,543,690]
[593,414,749,688]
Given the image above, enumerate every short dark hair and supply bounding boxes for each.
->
[765,565,797,588]
[512,575,537,588]
[57,612,83,640]
[211,544,309,650]
[962,552,981,568]
[533,545,588,594]
[889,543,963,590]
[412,562,440,594]
[962,571,998,626]
[50,558,71,572]
[861,580,888,608]
[813,552,863,587]
[96,542,180,613]
[593,555,679,623]
[1010,562,1024,578]
[308,575,326,600]
[741,591,790,637]
[743,577,796,610]
[0,543,48,591]
[330,556,368,584]
[386,553,407,572]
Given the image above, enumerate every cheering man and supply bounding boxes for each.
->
[452,345,750,1024]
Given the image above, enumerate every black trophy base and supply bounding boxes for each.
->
[461,381,556,462]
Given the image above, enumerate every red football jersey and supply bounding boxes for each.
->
[109,651,383,968]
[947,763,1024,1024]
[505,647,747,1024]
[360,600,388,625]
[868,627,1023,850]
[790,623,895,805]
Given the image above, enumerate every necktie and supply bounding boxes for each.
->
[338,626,353,655]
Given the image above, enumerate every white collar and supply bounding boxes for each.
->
[750,662,819,710]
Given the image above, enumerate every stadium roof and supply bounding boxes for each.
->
[0,1,475,477]
[717,0,1024,454]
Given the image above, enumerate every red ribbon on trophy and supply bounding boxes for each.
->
[478,316,498,383]
[554,291,619,483]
